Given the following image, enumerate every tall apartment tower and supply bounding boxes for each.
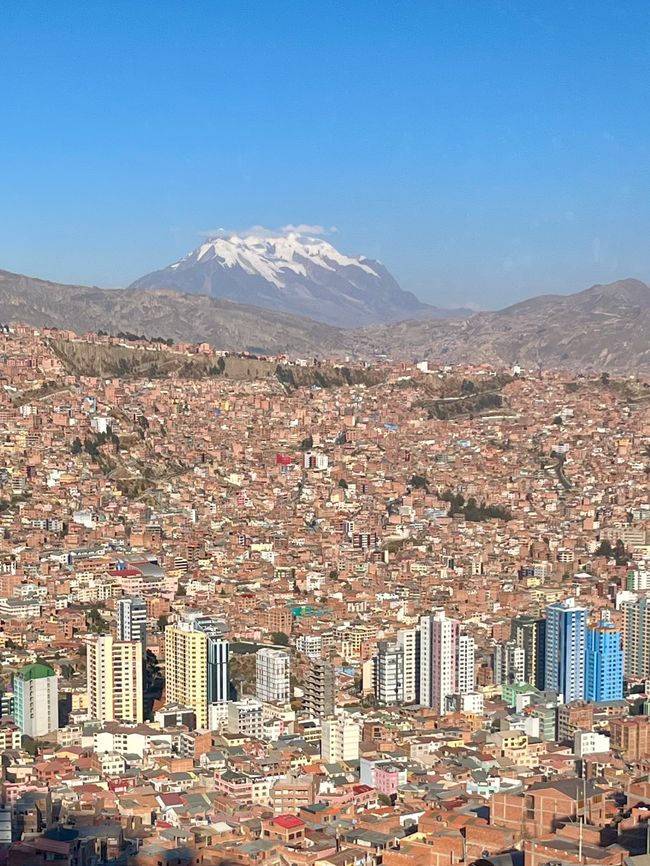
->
[374,640,404,705]
[494,640,526,686]
[457,634,476,694]
[164,622,208,729]
[14,663,59,738]
[511,615,546,689]
[304,658,335,718]
[622,596,650,678]
[206,637,229,704]
[419,611,459,714]
[116,596,147,647]
[191,616,230,705]
[87,635,143,724]
[544,598,587,702]
[397,627,419,703]
[585,620,623,701]
[256,648,290,704]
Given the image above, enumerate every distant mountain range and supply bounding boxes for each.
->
[130,231,468,327]
[1,266,649,371]
[356,277,650,371]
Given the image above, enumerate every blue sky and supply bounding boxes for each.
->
[1,0,649,308]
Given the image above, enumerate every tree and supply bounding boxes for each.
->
[338,478,348,489]
[614,539,628,566]
[21,735,37,757]
[271,631,289,646]
[157,614,169,631]
[594,540,614,559]
[71,437,82,455]
[86,605,108,634]
[409,474,429,491]
[299,435,313,451]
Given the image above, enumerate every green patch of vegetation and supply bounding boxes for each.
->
[441,490,512,522]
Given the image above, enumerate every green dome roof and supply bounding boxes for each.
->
[18,663,55,681]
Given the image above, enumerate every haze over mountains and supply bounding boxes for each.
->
[129,230,465,327]
[1,261,649,372]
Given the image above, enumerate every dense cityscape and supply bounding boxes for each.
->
[0,325,645,865]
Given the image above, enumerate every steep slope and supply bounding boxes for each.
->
[357,278,650,371]
[129,231,459,326]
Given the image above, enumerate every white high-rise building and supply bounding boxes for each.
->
[14,663,59,738]
[457,634,476,694]
[256,648,290,704]
[419,611,459,714]
[397,627,418,703]
[374,641,403,705]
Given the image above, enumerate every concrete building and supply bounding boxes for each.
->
[14,663,58,738]
[622,596,650,678]
[420,611,472,714]
[164,622,208,729]
[457,634,476,694]
[494,640,526,686]
[256,648,290,704]
[321,713,361,763]
[374,640,403,705]
[511,615,546,690]
[227,699,263,738]
[116,596,147,647]
[397,627,419,703]
[303,658,335,718]
[86,635,143,724]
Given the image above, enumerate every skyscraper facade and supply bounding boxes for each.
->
[374,640,404,705]
[256,648,290,704]
[87,635,143,724]
[191,616,230,705]
[585,620,623,701]
[511,615,546,689]
[622,596,650,678]
[544,598,587,702]
[164,622,208,729]
[116,596,147,647]
[494,640,526,686]
[397,627,419,703]
[457,634,476,694]
[419,611,459,714]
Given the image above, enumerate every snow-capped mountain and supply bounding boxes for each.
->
[130,230,447,327]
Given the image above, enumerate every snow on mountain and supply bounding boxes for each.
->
[130,230,446,327]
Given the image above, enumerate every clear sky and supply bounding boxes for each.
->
[1,0,649,308]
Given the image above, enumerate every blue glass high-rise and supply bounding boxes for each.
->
[585,620,623,701]
[544,598,588,702]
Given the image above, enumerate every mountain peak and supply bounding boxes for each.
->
[130,230,440,327]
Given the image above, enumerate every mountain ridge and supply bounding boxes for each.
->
[0,268,649,371]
